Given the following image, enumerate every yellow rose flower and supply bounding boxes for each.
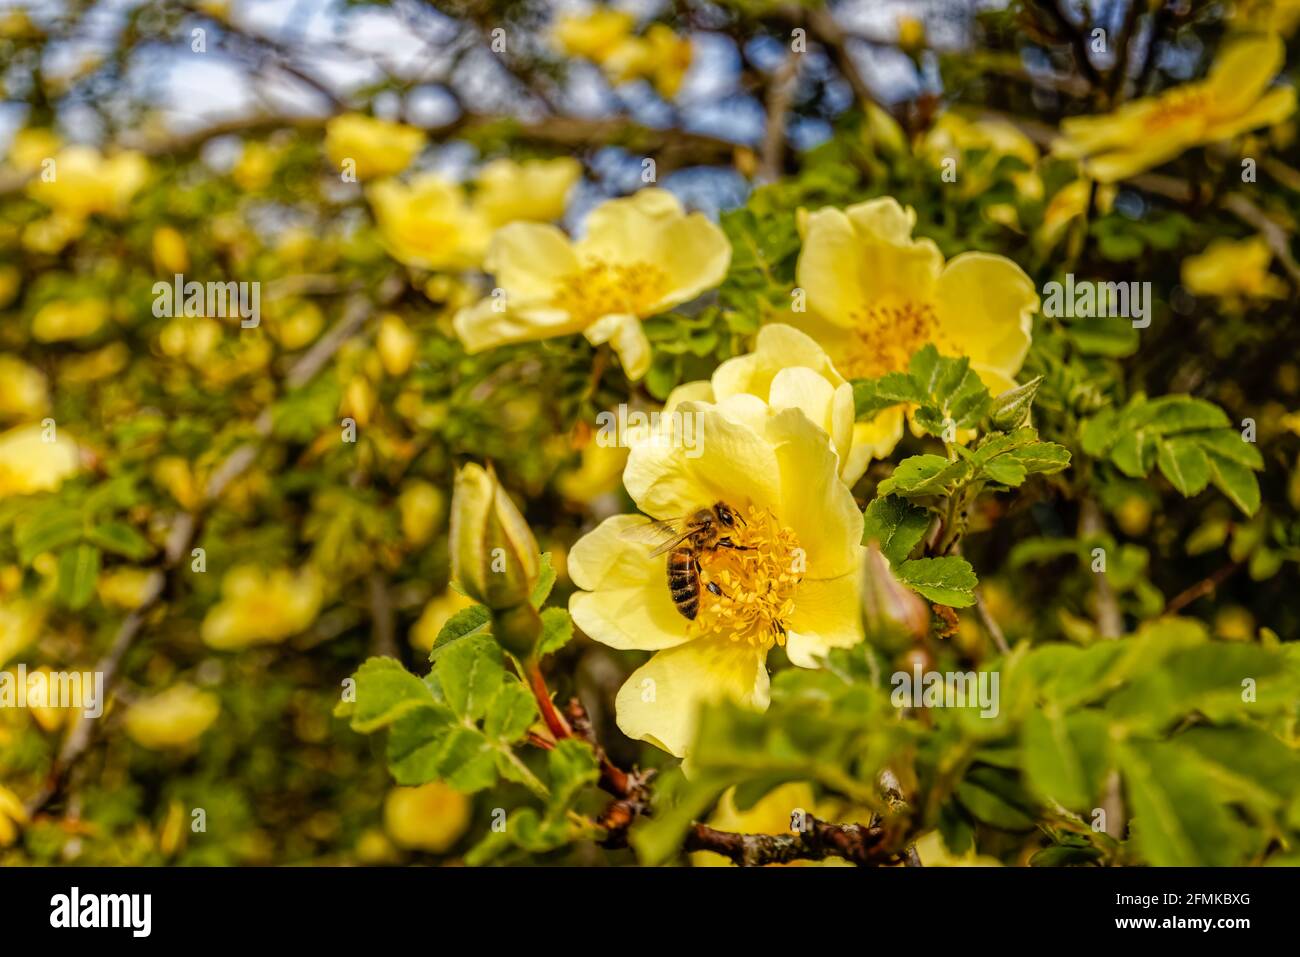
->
[921,111,1040,211]
[325,113,426,181]
[410,588,477,652]
[668,323,866,485]
[567,398,864,757]
[0,596,45,668]
[911,829,1003,866]
[641,25,693,99]
[383,782,472,853]
[0,423,81,496]
[793,196,1037,461]
[1181,235,1288,303]
[200,565,324,650]
[1054,34,1297,182]
[124,683,220,750]
[368,174,490,270]
[474,157,581,227]
[26,145,147,218]
[0,355,49,422]
[233,141,277,191]
[454,188,730,381]
[552,8,636,60]
[31,298,109,342]
[556,440,629,505]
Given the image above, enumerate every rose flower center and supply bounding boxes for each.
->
[838,300,949,379]
[694,505,803,649]
[554,259,668,325]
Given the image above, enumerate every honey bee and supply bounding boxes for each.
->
[621,502,748,621]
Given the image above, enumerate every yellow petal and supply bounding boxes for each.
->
[767,367,854,474]
[645,210,732,313]
[568,515,693,651]
[1204,85,1297,143]
[452,298,583,354]
[614,637,769,757]
[485,221,579,302]
[578,188,684,263]
[1207,34,1285,116]
[786,573,864,667]
[848,406,906,469]
[934,252,1037,381]
[0,424,80,496]
[768,407,863,579]
[844,196,917,244]
[796,207,868,326]
[623,401,782,520]
[584,312,651,380]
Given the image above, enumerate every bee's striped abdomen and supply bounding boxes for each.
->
[667,549,700,620]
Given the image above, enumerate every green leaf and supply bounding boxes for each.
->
[387,713,496,790]
[530,552,557,608]
[895,556,977,607]
[536,607,574,657]
[345,657,439,732]
[547,737,599,811]
[1156,436,1210,496]
[16,506,83,565]
[877,454,969,496]
[86,521,155,561]
[438,633,508,721]
[483,681,537,741]
[1022,709,1111,810]
[428,604,491,662]
[1205,450,1261,516]
[1119,740,1246,866]
[861,496,930,564]
[57,544,100,611]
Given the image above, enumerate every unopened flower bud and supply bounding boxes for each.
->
[861,543,930,646]
[988,376,1042,432]
[450,463,540,612]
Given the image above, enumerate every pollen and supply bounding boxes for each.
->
[554,258,668,326]
[1145,88,1211,132]
[694,505,803,649]
[837,300,950,379]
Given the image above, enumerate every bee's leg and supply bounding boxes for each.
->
[717,537,750,551]
[698,555,729,599]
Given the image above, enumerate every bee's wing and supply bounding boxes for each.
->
[620,517,694,557]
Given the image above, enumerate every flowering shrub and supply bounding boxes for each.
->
[1,0,1299,869]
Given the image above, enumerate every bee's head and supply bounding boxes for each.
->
[714,503,743,527]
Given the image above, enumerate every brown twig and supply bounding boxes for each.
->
[686,816,909,867]
[1165,561,1243,615]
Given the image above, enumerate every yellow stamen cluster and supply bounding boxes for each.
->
[554,259,667,325]
[695,505,802,649]
[838,300,948,379]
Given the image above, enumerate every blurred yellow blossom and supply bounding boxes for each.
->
[1229,0,1300,35]
[692,782,853,866]
[1054,34,1296,182]
[556,440,629,505]
[0,595,45,668]
[1181,235,1287,303]
[383,783,471,853]
[398,479,445,548]
[0,423,81,496]
[98,568,163,611]
[552,8,636,60]
[200,565,324,650]
[152,226,189,275]
[455,188,729,381]
[0,355,49,421]
[124,684,220,750]
[473,157,581,227]
[31,298,109,342]
[0,784,27,847]
[376,313,417,377]
[26,145,147,218]
[368,174,490,270]
[5,126,60,173]
[325,113,426,181]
